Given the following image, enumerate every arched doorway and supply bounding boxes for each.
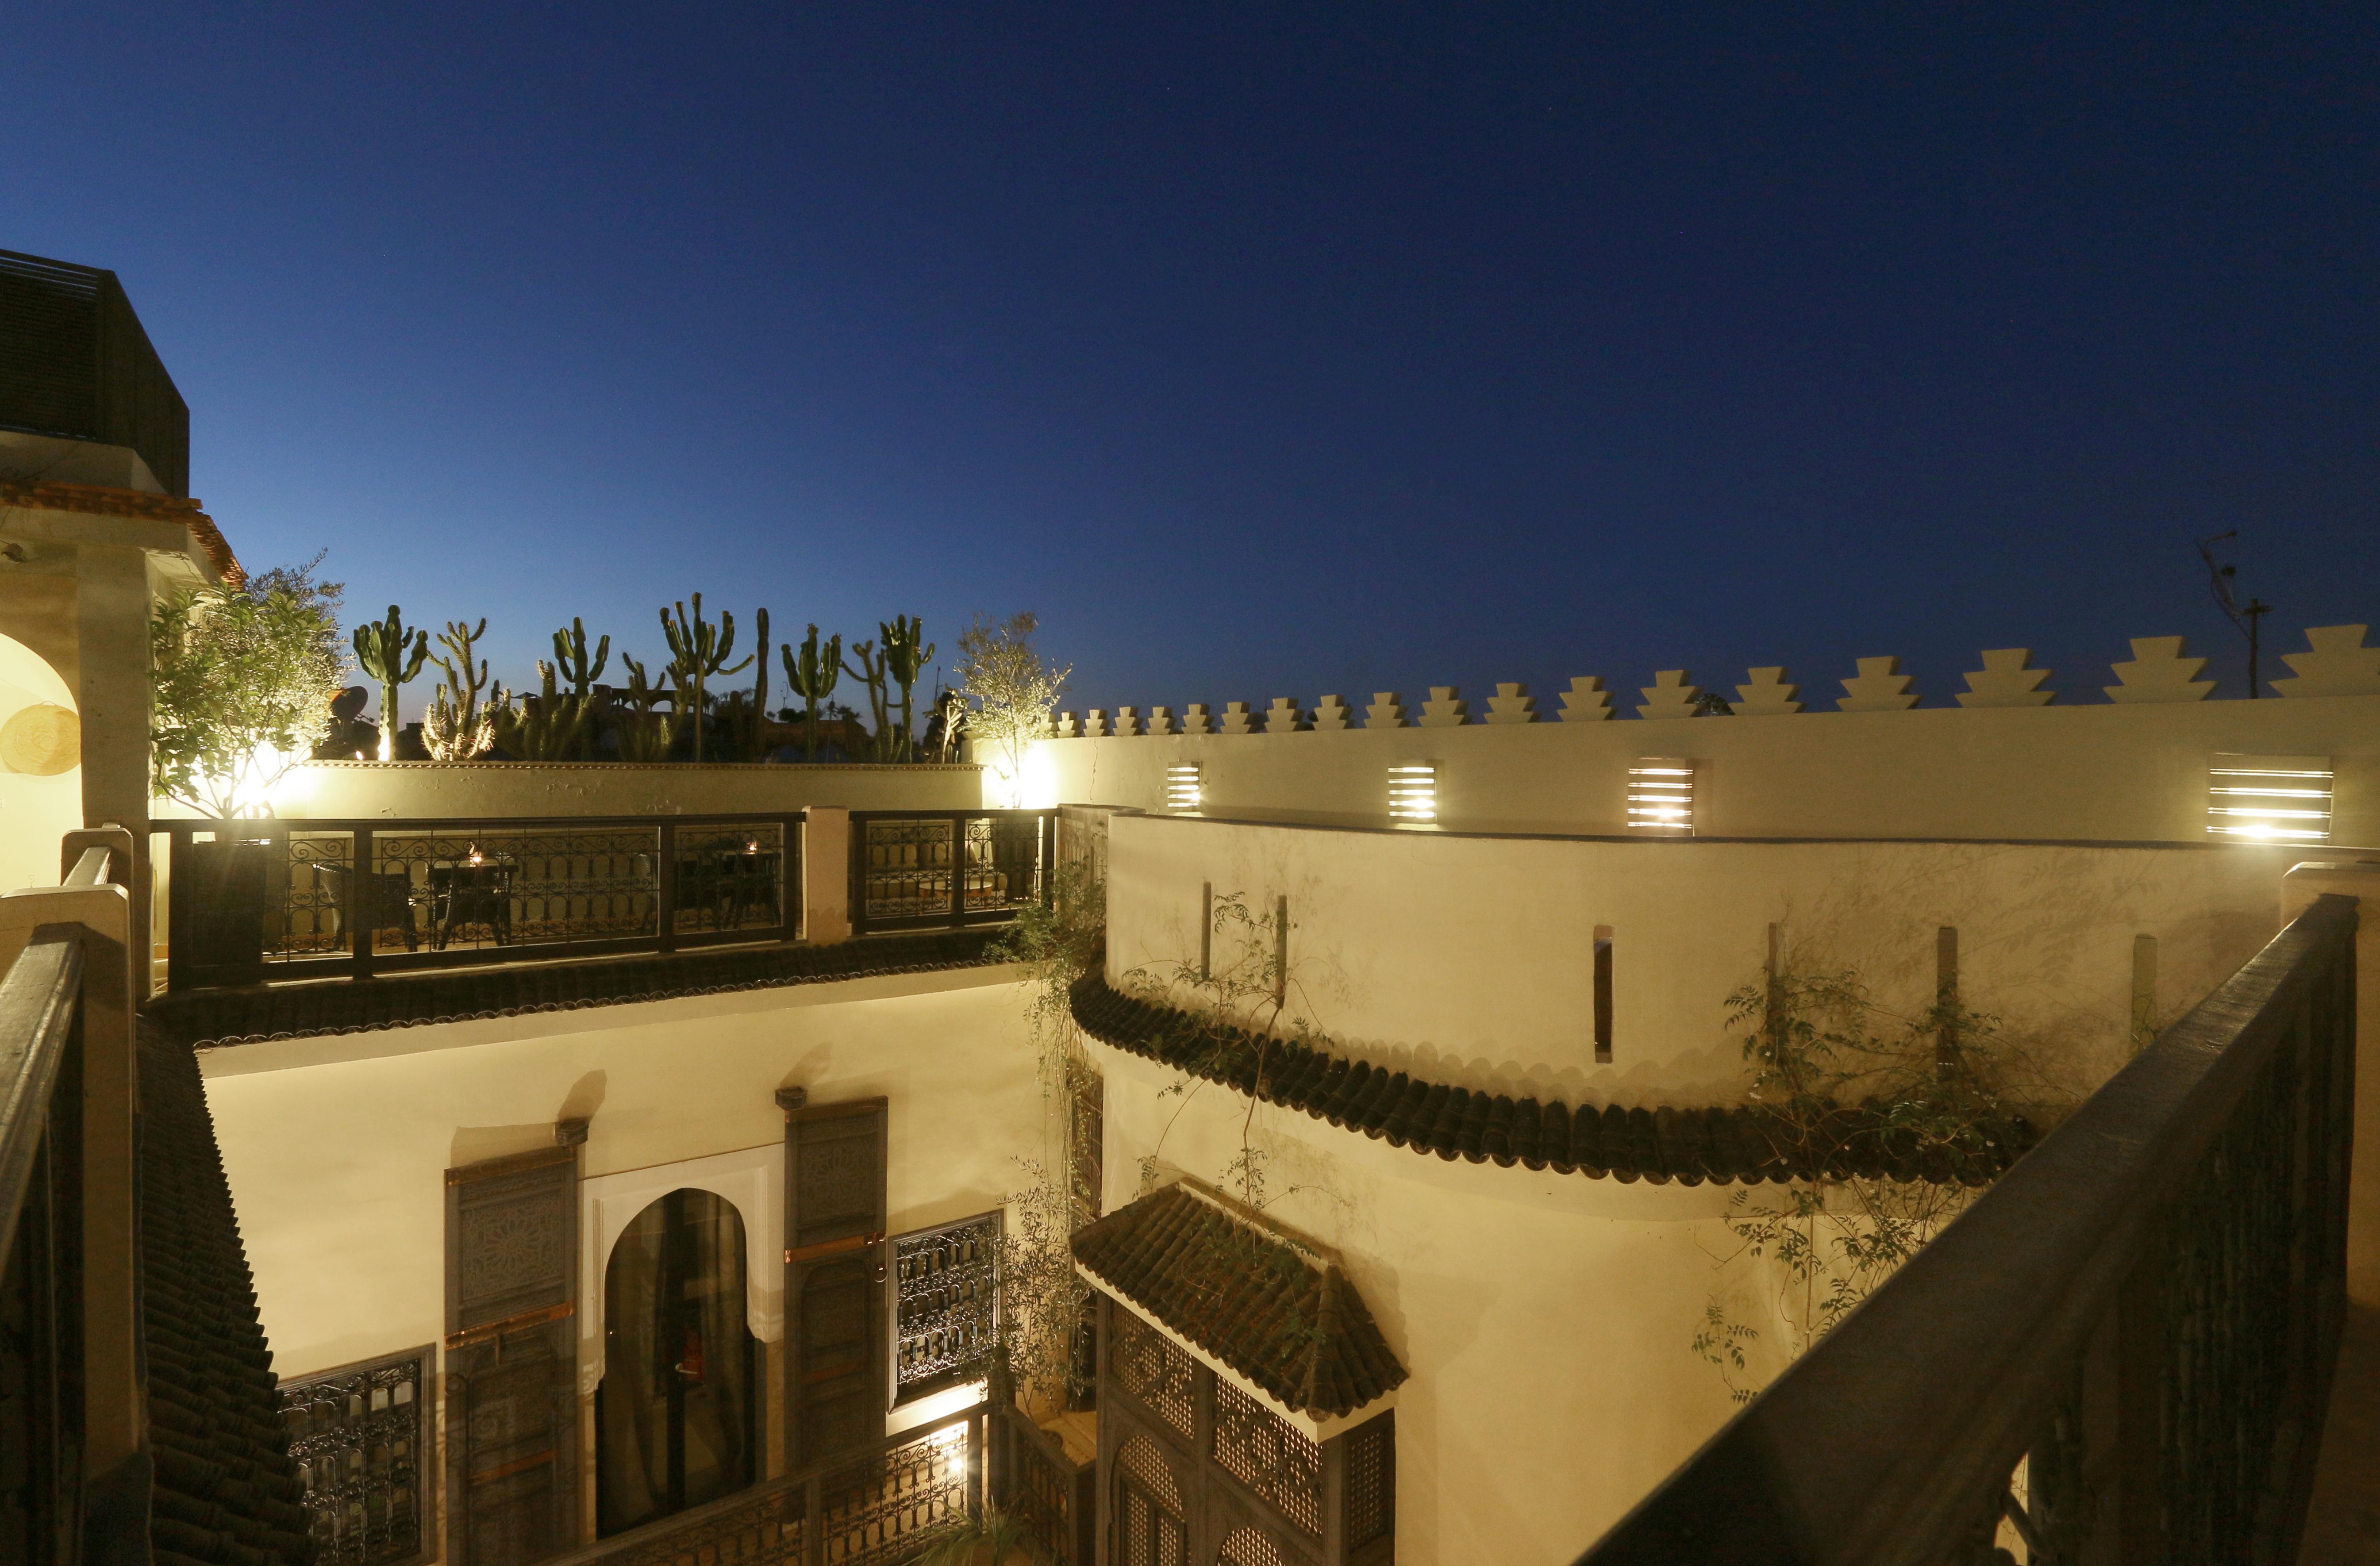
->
[596,1188,761,1535]
[0,629,81,893]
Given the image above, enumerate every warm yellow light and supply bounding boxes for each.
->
[1165,764,1203,813]
[1388,764,1437,822]
[1626,759,1695,836]
[2208,756,2333,844]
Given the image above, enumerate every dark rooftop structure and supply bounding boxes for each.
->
[0,248,190,497]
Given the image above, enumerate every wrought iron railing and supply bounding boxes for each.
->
[163,814,803,990]
[1575,891,2361,1566]
[848,811,1054,936]
[548,1401,984,1566]
[986,1401,1096,1566]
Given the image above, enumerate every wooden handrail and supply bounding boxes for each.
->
[0,930,84,1263]
[1577,892,2361,1566]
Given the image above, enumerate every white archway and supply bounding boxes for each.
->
[578,1143,783,1397]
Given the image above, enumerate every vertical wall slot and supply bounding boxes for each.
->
[2207,754,2333,842]
[1387,764,1438,822]
[1165,763,1203,813]
[1934,925,1960,1062]
[1273,894,1289,1006]
[1626,760,1695,835]
[2130,934,2159,1050]
[1593,925,1614,1063]
[1200,881,1213,982]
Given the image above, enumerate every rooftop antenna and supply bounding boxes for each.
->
[2196,530,2272,699]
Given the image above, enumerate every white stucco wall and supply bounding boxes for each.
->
[1104,814,2302,1108]
[1038,691,2380,844]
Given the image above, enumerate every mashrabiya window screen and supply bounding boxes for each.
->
[277,1346,434,1566]
[1210,1379,1323,1537]
[1341,1417,1394,1548]
[1112,1304,1199,1442]
[1219,1526,1290,1566]
[893,1210,1001,1403]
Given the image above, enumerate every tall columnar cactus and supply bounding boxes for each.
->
[659,593,753,764]
[880,615,934,763]
[423,618,503,761]
[781,625,842,763]
[352,605,429,761]
[615,655,676,763]
[494,660,592,762]
[733,607,772,760]
[842,637,893,761]
[551,618,610,758]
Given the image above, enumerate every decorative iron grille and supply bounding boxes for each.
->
[1210,1381,1322,1537]
[859,818,955,924]
[1111,1308,1197,1443]
[893,1212,1000,1404]
[1341,1418,1393,1548]
[278,1346,434,1566]
[813,1421,971,1564]
[847,811,1053,934]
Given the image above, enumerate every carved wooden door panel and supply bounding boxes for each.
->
[782,1097,888,1472]
[445,1147,581,1566]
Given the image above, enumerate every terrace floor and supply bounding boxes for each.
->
[2301,1304,2380,1564]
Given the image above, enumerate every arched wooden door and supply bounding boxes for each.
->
[1115,1436,1188,1566]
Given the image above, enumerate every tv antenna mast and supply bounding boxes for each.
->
[2196,531,2272,699]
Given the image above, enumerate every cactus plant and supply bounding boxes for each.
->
[352,604,430,761]
[730,607,772,760]
[423,618,504,760]
[780,624,843,762]
[659,593,753,764]
[493,660,592,761]
[615,654,676,763]
[550,618,610,758]
[842,637,893,761]
[880,615,935,763]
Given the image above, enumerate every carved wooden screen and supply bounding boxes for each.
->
[782,1096,888,1471]
[443,1147,581,1566]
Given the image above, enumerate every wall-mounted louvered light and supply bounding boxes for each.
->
[1626,760,1695,836]
[1387,764,1437,823]
[2207,755,2333,843]
[1164,763,1203,813]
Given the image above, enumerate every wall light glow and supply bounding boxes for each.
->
[1626,760,1695,836]
[2207,754,2333,843]
[1387,764,1437,822]
[1165,763,1202,812]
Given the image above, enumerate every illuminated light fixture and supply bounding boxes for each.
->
[1626,759,1695,836]
[2207,754,2333,843]
[1165,763,1203,813]
[1387,764,1438,823]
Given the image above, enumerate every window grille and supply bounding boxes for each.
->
[1120,1435,1186,1510]
[1626,760,1694,835]
[893,1211,1000,1403]
[1386,765,1437,823]
[1218,1526,1290,1566]
[1210,1379,1323,1536]
[2207,755,2334,843]
[1342,1417,1394,1547]
[1165,764,1203,813]
[1112,1307,1198,1441]
[278,1346,434,1566]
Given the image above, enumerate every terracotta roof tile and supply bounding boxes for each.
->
[1069,975,2034,1187]
[1072,1185,1406,1419]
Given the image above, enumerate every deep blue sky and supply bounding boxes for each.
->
[7,4,2375,717]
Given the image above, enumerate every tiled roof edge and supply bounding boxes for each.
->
[149,930,1014,1049]
[1068,974,2035,1188]
[0,480,243,585]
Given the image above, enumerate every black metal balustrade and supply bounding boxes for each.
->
[546,1401,984,1566]
[986,1401,1097,1566]
[848,810,1055,936]
[163,814,803,990]
[1576,892,2362,1566]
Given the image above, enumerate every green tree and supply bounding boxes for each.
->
[954,612,1069,806]
[150,558,347,817]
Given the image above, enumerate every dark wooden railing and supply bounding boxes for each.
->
[1576,891,2361,1566]
[849,811,1055,937]
[548,1401,985,1566]
[0,832,140,1566]
[987,1401,1096,1565]
[162,813,804,990]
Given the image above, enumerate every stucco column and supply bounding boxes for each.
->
[75,544,154,968]
[804,807,850,943]
[2281,860,2380,1306]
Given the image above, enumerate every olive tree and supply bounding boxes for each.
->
[953,610,1069,806]
[150,558,347,817]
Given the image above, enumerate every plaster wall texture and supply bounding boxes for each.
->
[1103,814,2305,1109]
[198,965,1043,1382]
[0,632,83,892]
[1035,692,2380,844]
[179,758,988,821]
[1093,1038,1769,1566]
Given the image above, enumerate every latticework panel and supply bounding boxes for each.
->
[862,818,957,921]
[815,1425,969,1565]
[1118,1436,1184,1511]
[673,823,786,934]
[583,1485,804,1566]
[1342,1418,1394,1547]
[894,1213,999,1402]
[370,827,662,952]
[279,1347,431,1566]
[1217,1527,1288,1566]
[1210,1381,1321,1537]
[1112,1309,1197,1442]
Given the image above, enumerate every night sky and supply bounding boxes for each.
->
[7,5,2375,718]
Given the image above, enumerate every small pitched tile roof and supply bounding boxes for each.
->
[138,1021,315,1566]
[1069,975,2034,1187]
[0,480,243,585]
[1073,1183,1406,1419]
[148,928,1012,1049]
